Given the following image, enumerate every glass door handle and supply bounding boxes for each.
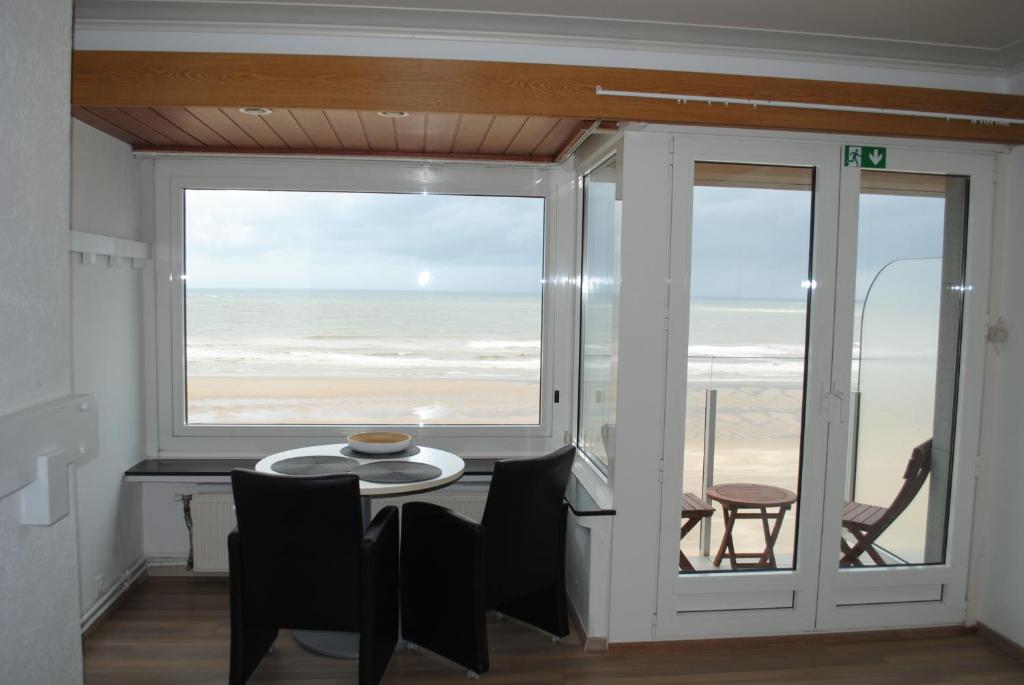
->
[822,383,848,424]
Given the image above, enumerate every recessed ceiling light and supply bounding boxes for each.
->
[239,107,273,116]
[377,111,410,118]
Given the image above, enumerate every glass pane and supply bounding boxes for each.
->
[680,163,814,573]
[840,171,967,567]
[577,156,622,473]
[183,189,544,425]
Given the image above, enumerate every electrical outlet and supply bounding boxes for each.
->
[95,574,106,596]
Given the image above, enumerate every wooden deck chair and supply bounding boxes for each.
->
[840,439,932,567]
[679,493,714,571]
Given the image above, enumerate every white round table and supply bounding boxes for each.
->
[254,442,465,658]
[256,443,465,497]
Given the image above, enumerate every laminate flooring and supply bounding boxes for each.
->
[83,577,1024,684]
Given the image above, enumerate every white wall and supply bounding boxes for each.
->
[978,146,1024,646]
[70,121,146,620]
[0,0,81,683]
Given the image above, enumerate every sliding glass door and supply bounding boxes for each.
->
[656,134,993,637]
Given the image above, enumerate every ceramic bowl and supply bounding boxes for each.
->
[346,431,412,454]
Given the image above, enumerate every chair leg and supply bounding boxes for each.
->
[360,507,400,685]
[679,549,695,572]
[840,528,889,567]
[497,581,570,639]
[229,624,278,685]
[228,531,278,685]
[839,538,864,567]
[678,516,701,572]
[852,530,887,566]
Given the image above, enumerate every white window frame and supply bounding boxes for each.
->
[151,156,576,459]
[573,137,624,481]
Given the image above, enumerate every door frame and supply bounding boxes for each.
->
[650,127,999,639]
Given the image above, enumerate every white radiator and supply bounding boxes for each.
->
[370,485,489,522]
[191,494,236,572]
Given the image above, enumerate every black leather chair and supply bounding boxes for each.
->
[400,445,576,676]
[228,469,399,685]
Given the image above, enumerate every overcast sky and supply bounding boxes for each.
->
[691,187,946,301]
[186,187,947,300]
[185,189,545,292]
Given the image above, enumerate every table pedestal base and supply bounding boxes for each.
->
[293,630,360,658]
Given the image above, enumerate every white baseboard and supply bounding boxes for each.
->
[145,554,189,568]
[146,555,232,577]
[81,557,147,633]
[568,595,608,651]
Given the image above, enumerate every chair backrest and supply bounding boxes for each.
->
[481,445,575,605]
[230,469,364,630]
[876,439,933,532]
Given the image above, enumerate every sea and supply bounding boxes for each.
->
[185,288,544,380]
[185,289,814,381]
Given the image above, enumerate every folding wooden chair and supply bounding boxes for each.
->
[679,492,714,571]
[840,439,932,567]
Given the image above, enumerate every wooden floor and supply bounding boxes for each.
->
[84,576,1024,684]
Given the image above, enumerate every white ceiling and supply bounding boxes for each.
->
[75,0,1024,71]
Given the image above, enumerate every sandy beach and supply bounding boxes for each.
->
[186,375,541,425]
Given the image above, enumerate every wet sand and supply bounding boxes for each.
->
[186,376,541,425]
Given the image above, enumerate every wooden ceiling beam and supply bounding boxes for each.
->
[129,145,554,163]
[72,51,1024,144]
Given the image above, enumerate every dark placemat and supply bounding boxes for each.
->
[352,461,442,483]
[271,455,359,476]
[340,445,421,459]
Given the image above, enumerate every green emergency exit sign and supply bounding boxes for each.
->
[844,145,887,168]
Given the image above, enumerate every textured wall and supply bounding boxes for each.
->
[0,0,81,683]
[71,121,146,619]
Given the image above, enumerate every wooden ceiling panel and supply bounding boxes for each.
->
[185,107,260,147]
[73,51,1024,144]
[262,110,314,149]
[152,107,230,146]
[290,109,340,149]
[505,116,560,156]
[72,106,148,145]
[323,110,370,150]
[424,113,459,154]
[221,108,285,148]
[532,118,583,157]
[394,112,427,152]
[120,107,202,146]
[478,115,528,155]
[358,110,397,151]
[75,104,588,161]
[88,107,175,146]
[451,114,494,154]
